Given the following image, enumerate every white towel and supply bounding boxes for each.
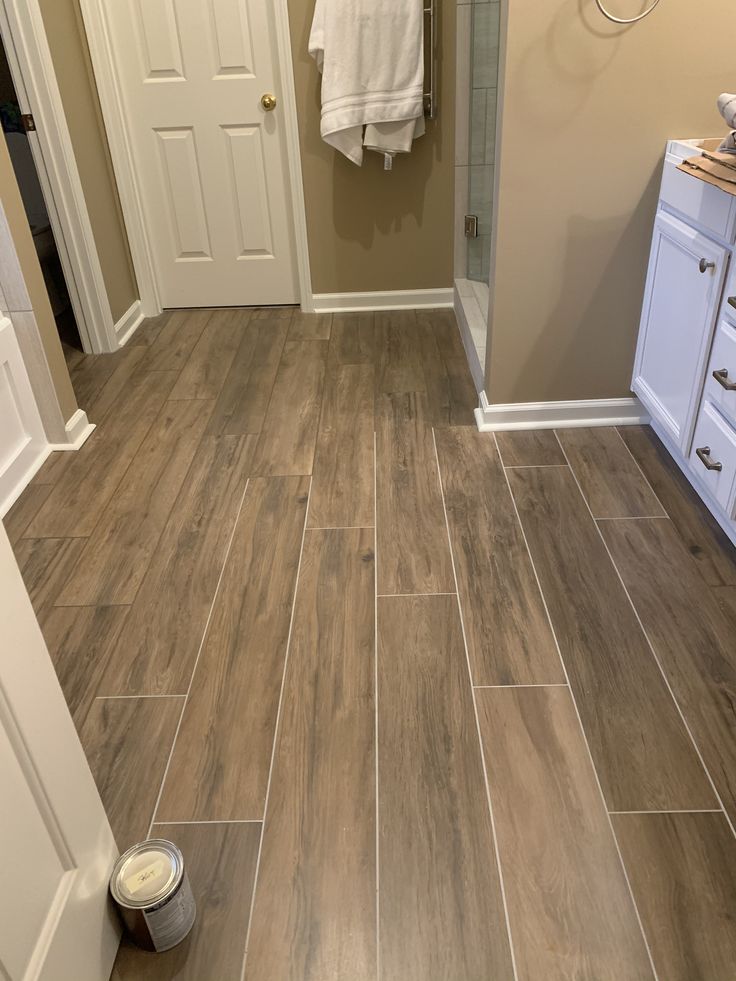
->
[309,0,425,166]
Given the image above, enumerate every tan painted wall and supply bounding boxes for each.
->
[0,135,77,421]
[486,0,734,404]
[287,0,455,294]
[38,0,137,323]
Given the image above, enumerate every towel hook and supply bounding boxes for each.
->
[594,0,663,24]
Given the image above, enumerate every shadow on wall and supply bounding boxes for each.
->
[503,165,661,403]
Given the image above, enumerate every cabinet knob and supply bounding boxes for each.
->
[695,446,723,472]
[699,258,716,273]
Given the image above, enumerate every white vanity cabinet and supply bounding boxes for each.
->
[633,139,736,546]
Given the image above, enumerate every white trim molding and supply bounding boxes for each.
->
[313,288,455,314]
[0,0,118,353]
[475,391,650,432]
[113,300,144,346]
[51,409,95,452]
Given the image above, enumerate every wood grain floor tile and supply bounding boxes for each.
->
[287,311,332,341]
[27,370,179,538]
[496,429,567,467]
[620,425,736,585]
[508,466,715,810]
[156,476,309,821]
[377,595,514,981]
[42,605,129,728]
[613,812,736,981]
[85,343,148,423]
[129,311,171,348]
[444,356,480,425]
[98,436,255,695]
[250,306,294,320]
[251,341,327,476]
[145,308,213,371]
[435,427,563,684]
[327,312,375,365]
[206,319,288,436]
[169,307,247,400]
[418,307,466,361]
[113,822,261,981]
[415,313,477,427]
[80,696,182,850]
[477,686,653,980]
[558,427,666,518]
[375,392,454,594]
[244,529,375,981]
[600,517,736,827]
[56,399,213,607]
[14,537,88,622]
[70,354,119,411]
[714,584,736,632]
[3,483,52,545]
[308,364,374,529]
[374,310,425,394]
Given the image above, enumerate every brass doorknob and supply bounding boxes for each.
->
[261,93,277,112]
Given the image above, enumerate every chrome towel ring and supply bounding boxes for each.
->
[595,0,662,24]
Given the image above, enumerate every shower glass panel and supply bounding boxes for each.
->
[467,1,500,286]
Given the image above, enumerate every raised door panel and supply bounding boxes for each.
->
[223,125,273,256]
[155,128,212,260]
[633,211,727,450]
[209,0,255,78]
[133,0,185,81]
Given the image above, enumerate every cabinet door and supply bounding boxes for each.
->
[632,211,728,450]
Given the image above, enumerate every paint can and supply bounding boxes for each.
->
[110,839,196,952]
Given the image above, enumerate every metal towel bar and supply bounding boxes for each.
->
[423,1,437,119]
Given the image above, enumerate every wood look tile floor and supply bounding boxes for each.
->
[5,307,736,979]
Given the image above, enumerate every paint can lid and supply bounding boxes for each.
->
[110,839,184,910]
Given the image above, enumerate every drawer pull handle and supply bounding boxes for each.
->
[696,446,723,472]
[713,368,736,391]
[729,296,736,311]
[699,258,716,273]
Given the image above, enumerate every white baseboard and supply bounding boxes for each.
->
[475,391,650,432]
[312,288,454,314]
[114,300,145,346]
[48,409,95,451]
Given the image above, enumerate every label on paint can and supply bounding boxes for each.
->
[143,875,196,952]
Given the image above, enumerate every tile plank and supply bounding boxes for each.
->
[112,822,261,981]
[287,310,332,341]
[14,537,88,622]
[374,310,425,394]
[56,399,213,607]
[376,392,454,594]
[145,308,213,371]
[27,370,179,538]
[613,812,736,981]
[508,466,715,810]
[328,312,375,365]
[206,319,288,436]
[80,696,182,850]
[477,686,653,980]
[98,436,255,695]
[244,529,376,981]
[308,364,374,529]
[496,429,567,467]
[435,427,563,684]
[600,517,736,827]
[169,307,247,400]
[251,341,327,476]
[250,306,294,320]
[84,343,148,423]
[620,425,736,585]
[155,476,309,821]
[3,483,52,545]
[418,307,466,361]
[378,595,514,981]
[558,427,665,519]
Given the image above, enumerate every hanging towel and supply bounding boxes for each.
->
[308,0,425,166]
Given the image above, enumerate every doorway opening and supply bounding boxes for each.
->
[0,30,84,367]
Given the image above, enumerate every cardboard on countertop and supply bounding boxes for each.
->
[677,137,736,196]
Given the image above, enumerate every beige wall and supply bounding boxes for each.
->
[39,0,137,323]
[287,0,455,294]
[486,0,734,404]
[0,135,77,421]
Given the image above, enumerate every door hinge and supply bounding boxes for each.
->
[464,215,478,238]
[21,113,36,133]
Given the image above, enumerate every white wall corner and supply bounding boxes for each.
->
[475,391,650,432]
[49,409,95,451]
[114,300,145,346]
[312,288,454,314]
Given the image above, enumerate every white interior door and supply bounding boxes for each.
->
[99,0,300,308]
[0,522,120,981]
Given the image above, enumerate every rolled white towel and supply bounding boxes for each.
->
[717,92,736,129]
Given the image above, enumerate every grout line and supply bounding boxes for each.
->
[152,819,263,826]
[595,515,670,522]
[146,477,251,837]
[373,431,380,981]
[613,426,670,519]
[555,430,736,841]
[377,591,456,598]
[609,809,722,815]
[432,429,520,981]
[473,683,568,689]
[239,477,313,981]
[307,525,375,531]
[500,432,661,980]
[502,464,568,470]
[95,694,186,700]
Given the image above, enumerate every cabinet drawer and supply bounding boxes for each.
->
[704,318,736,428]
[660,155,736,243]
[688,400,736,513]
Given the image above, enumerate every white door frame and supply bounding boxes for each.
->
[0,0,120,353]
[78,0,315,316]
